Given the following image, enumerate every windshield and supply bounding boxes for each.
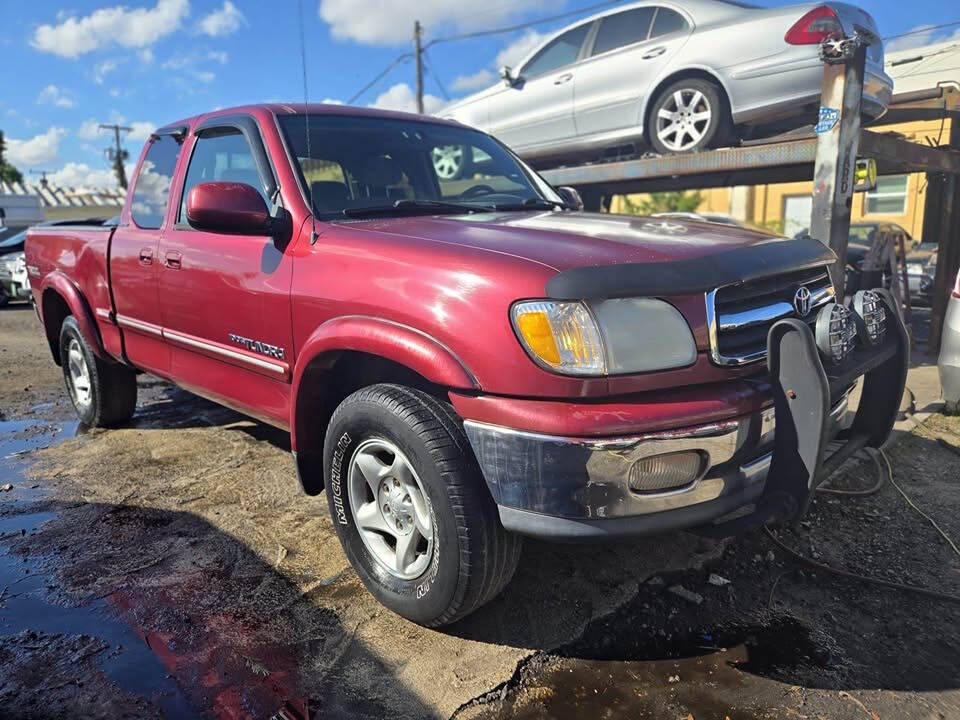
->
[277,114,563,218]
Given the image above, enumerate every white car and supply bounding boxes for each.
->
[439,0,891,174]
[0,230,30,307]
[939,268,960,413]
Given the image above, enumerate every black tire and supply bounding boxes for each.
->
[324,383,521,627]
[647,78,731,155]
[0,289,9,308]
[59,316,137,427]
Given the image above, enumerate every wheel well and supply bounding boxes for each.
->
[41,289,71,366]
[644,69,731,131]
[293,351,449,495]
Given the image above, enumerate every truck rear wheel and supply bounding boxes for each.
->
[324,383,521,627]
[59,316,137,427]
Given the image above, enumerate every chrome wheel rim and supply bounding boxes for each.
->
[656,89,712,152]
[432,145,464,180]
[347,438,434,580]
[66,338,92,411]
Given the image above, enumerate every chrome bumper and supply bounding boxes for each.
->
[463,392,852,540]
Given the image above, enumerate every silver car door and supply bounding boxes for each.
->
[574,6,692,138]
[486,22,592,151]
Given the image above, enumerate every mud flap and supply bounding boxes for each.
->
[700,289,908,536]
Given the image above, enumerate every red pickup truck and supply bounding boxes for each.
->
[26,104,907,626]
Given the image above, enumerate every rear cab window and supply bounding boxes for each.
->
[130,134,182,229]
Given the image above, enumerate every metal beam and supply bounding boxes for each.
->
[929,118,960,353]
[809,41,867,295]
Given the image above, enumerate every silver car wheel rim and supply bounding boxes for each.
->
[347,438,434,580]
[432,145,464,180]
[66,338,92,411]
[656,89,713,152]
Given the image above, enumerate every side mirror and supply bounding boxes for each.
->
[499,65,517,87]
[186,181,272,234]
[557,186,584,211]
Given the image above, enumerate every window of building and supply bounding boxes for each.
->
[591,8,656,56]
[131,134,181,229]
[864,175,908,215]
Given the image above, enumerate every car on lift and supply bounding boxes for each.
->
[940,268,960,413]
[437,0,892,176]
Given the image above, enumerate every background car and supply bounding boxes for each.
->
[0,229,30,307]
[939,268,960,413]
[906,241,938,305]
[439,0,891,174]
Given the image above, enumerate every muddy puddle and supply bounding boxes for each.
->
[0,419,197,718]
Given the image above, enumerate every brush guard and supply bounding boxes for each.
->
[700,288,908,536]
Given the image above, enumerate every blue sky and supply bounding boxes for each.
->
[0,0,957,187]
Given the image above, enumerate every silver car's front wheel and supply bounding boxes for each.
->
[348,438,434,580]
[649,78,729,155]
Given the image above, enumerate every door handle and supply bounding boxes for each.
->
[553,72,573,85]
[642,47,667,59]
[164,251,182,269]
[138,247,153,265]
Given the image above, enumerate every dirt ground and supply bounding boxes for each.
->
[2,301,960,719]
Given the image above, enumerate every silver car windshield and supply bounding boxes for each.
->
[278,114,563,218]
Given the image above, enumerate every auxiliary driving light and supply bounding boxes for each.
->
[628,451,705,494]
[851,290,887,345]
[815,302,857,363]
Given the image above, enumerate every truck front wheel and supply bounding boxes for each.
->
[324,384,521,627]
[59,316,137,427]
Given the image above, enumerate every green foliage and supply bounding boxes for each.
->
[0,130,24,185]
[620,190,704,216]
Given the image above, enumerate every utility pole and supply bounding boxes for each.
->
[414,20,424,114]
[99,123,132,189]
[29,169,53,188]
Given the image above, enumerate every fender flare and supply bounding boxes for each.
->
[289,315,478,452]
[40,271,107,361]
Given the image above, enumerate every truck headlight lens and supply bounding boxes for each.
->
[511,298,696,376]
[815,302,856,363]
[511,301,605,375]
[851,290,886,345]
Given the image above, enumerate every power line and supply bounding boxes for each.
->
[883,19,960,41]
[424,0,623,48]
[422,48,450,100]
[347,52,412,104]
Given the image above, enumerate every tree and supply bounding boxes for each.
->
[0,130,24,185]
[620,190,704,216]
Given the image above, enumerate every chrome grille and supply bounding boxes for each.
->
[706,265,835,366]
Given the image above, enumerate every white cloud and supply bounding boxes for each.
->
[321,98,345,105]
[31,0,189,58]
[94,59,118,84]
[37,85,76,108]
[193,70,216,83]
[495,30,543,70]
[49,162,121,188]
[77,119,102,141]
[319,0,546,46]
[886,25,960,53]
[369,83,445,114]
[138,48,155,64]
[451,69,495,92]
[128,121,157,141]
[207,50,228,64]
[6,127,67,167]
[199,0,246,36]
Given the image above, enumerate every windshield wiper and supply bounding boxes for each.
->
[341,199,479,218]
[487,197,572,212]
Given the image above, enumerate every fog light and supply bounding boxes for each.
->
[851,290,886,345]
[628,451,705,494]
[815,302,857,363]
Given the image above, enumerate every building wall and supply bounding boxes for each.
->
[612,117,952,242]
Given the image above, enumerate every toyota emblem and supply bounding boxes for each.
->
[793,286,812,317]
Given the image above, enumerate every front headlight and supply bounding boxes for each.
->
[511,298,696,376]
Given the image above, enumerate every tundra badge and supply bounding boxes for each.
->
[228,333,286,360]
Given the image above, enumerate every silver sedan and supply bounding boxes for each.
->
[439,0,891,173]
[939,269,960,413]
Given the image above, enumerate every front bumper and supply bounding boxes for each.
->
[464,290,907,540]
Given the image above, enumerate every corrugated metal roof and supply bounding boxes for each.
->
[0,180,125,209]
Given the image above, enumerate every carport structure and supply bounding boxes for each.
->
[541,44,960,354]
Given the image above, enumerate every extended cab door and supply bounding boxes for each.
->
[573,6,692,138]
[157,116,294,426]
[110,129,185,377]
[485,21,593,151]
